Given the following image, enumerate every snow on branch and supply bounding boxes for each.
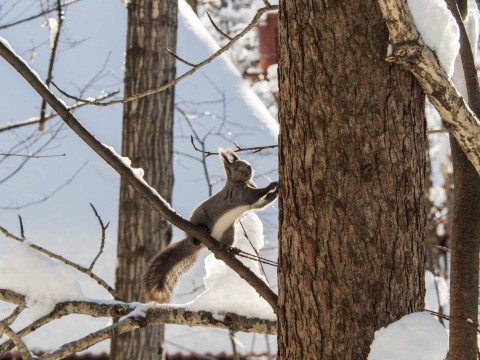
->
[377,0,480,176]
[0,38,278,312]
[0,289,276,359]
[51,4,279,106]
[0,225,116,298]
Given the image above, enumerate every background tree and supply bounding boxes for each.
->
[111,0,177,359]
[446,1,480,358]
[277,1,426,358]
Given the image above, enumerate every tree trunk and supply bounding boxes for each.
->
[111,0,177,359]
[447,2,480,359]
[277,1,426,359]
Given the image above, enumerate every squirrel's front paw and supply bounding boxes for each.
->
[268,181,279,191]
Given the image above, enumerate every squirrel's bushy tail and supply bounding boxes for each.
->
[142,238,202,303]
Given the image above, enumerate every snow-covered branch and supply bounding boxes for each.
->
[377,0,480,176]
[0,39,278,312]
[0,289,277,359]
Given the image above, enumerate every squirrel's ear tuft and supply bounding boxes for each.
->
[219,148,238,164]
[219,148,231,165]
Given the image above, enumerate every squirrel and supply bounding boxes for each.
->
[142,149,279,303]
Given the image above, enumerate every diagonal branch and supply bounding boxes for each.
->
[0,39,278,312]
[0,321,34,360]
[51,4,278,106]
[377,0,480,177]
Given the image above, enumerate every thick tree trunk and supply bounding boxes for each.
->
[111,0,177,359]
[277,1,426,359]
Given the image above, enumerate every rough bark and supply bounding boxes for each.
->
[111,0,177,359]
[277,1,426,359]
[447,1,480,359]
[377,0,480,177]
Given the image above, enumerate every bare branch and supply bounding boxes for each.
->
[0,153,66,158]
[206,11,233,40]
[2,305,25,326]
[0,123,65,185]
[39,0,64,131]
[50,5,279,106]
[0,90,120,134]
[0,225,117,298]
[0,0,80,30]
[18,215,25,239]
[0,321,33,360]
[88,203,109,271]
[165,47,196,67]
[427,129,449,135]
[191,135,278,157]
[0,289,26,306]
[0,161,87,210]
[0,39,278,312]
[0,289,277,358]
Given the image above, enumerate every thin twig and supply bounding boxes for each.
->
[165,48,196,67]
[206,11,233,40]
[0,90,119,134]
[229,329,240,360]
[427,129,449,134]
[425,309,480,333]
[0,153,66,158]
[39,0,64,131]
[239,220,271,285]
[88,203,110,271]
[50,5,279,106]
[435,245,451,253]
[0,122,65,186]
[0,225,117,298]
[0,0,80,30]
[191,135,278,157]
[0,321,34,360]
[18,215,25,239]
[0,161,87,210]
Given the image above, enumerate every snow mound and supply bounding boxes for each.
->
[368,312,448,360]
[186,212,275,320]
[0,243,85,320]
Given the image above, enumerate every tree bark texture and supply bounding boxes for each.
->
[111,0,177,359]
[277,1,426,359]
[448,2,480,359]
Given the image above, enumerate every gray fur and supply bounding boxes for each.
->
[142,149,278,303]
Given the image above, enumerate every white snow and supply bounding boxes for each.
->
[425,271,449,314]
[368,312,449,360]
[186,212,276,320]
[47,18,59,50]
[0,243,85,320]
[102,143,146,180]
[407,0,460,77]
